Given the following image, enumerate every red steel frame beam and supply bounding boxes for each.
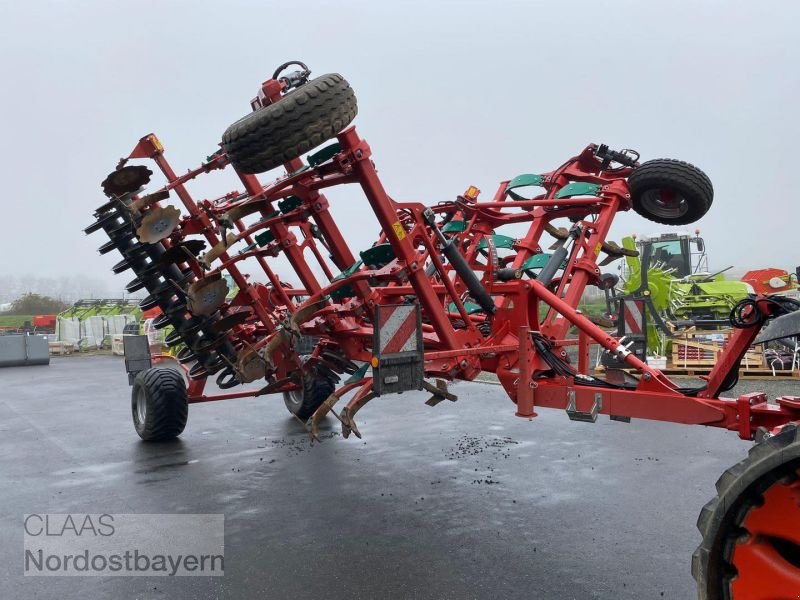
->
[123,122,800,441]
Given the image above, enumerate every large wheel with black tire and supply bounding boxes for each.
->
[221,73,357,175]
[629,159,713,225]
[283,371,336,421]
[692,424,800,599]
[131,367,189,441]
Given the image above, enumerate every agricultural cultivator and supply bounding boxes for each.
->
[86,62,800,598]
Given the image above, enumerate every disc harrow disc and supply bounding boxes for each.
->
[84,212,120,235]
[136,206,181,244]
[210,310,252,333]
[194,335,228,354]
[188,363,209,380]
[176,347,197,364]
[151,314,173,330]
[187,276,229,316]
[158,240,207,266]
[126,271,165,294]
[98,235,133,254]
[101,165,152,197]
[236,347,269,383]
[164,329,185,347]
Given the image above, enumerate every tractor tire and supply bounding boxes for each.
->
[629,159,713,226]
[131,367,189,441]
[283,370,336,422]
[692,424,800,599]
[221,73,357,174]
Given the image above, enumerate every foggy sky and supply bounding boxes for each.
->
[1,1,798,297]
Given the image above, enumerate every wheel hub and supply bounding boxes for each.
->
[639,188,689,219]
[729,468,800,598]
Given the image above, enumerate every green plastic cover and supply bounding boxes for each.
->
[329,260,363,301]
[554,182,600,199]
[344,362,370,385]
[505,173,543,201]
[477,234,515,251]
[447,301,484,315]
[255,230,275,247]
[442,220,467,233]
[289,165,309,177]
[278,196,302,213]
[307,142,342,167]
[360,243,395,268]
[521,253,554,270]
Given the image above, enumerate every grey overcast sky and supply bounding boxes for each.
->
[1,0,798,295]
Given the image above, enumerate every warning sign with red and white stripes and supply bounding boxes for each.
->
[622,299,644,336]
[376,304,420,354]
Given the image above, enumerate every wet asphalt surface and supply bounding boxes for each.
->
[0,355,797,599]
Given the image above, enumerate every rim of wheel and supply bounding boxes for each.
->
[727,461,800,598]
[284,389,303,410]
[639,188,689,219]
[134,387,147,424]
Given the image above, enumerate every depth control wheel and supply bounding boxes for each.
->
[693,424,800,599]
[131,367,189,441]
[283,369,336,421]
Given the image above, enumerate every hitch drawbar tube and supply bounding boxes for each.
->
[423,209,496,314]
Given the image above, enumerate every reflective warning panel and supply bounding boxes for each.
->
[622,299,644,336]
[372,303,423,396]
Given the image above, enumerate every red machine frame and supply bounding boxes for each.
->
[112,74,799,443]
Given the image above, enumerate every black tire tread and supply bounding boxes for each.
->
[287,370,336,421]
[629,158,713,226]
[221,73,357,174]
[692,424,800,599]
[132,367,189,441]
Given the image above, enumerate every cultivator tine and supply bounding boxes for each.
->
[222,202,264,224]
[587,313,615,328]
[544,222,569,249]
[101,165,152,197]
[309,392,346,442]
[186,275,229,316]
[261,329,291,368]
[422,379,458,407]
[598,240,638,266]
[289,298,328,333]
[136,206,181,243]
[201,232,239,267]
[130,189,170,213]
[340,386,376,439]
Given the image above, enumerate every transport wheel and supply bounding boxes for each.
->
[628,159,713,225]
[221,73,357,174]
[693,424,800,599]
[283,370,336,421]
[131,367,189,441]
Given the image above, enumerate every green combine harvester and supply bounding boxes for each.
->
[614,231,753,355]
